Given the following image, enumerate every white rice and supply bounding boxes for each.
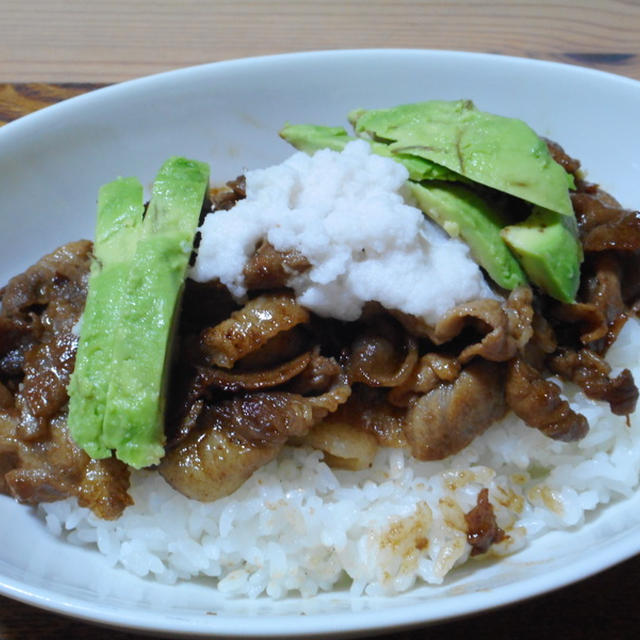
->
[40,317,640,599]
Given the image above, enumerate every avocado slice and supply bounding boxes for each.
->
[67,177,145,459]
[279,123,462,182]
[350,100,574,217]
[409,181,527,290]
[101,157,210,468]
[501,207,583,303]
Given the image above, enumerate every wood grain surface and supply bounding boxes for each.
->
[1,0,640,82]
[2,1,640,638]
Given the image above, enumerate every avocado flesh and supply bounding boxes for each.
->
[67,177,145,459]
[281,102,583,300]
[101,157,210,469]
[501,207,583,303]
[409,181,527,290]
[351,100,574,217]
[280,123,462,182]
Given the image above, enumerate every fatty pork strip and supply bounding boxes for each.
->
[0,242,131,520]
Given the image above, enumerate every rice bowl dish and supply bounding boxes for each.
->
[1,51,640,636]
[23,132,639,600]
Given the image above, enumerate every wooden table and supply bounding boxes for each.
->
[1,1,640,638]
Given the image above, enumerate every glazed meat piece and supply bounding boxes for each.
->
[548,348,638,416]
[553,252,627,354]
[0,240,91,321]
[505,357,588,441]
[210,175,246,211]
[348,314,418,387]
[0,316,38,379]
[432,287,534,363]
[166,346,342,444]
[0,241,92,382]
[328,385,408,448]
[464,488,506,556]
[387,353,461,407]
[192,350,313,393]
[200,292,310,368]
[0,241,132,519]
[160,388,348,501]
[159,424,281,502]
[17,331,77,440]
[545,139,581,176]
[551,301,609,347]
[285,350,341,395]
[243,241,311,291]
[580,252,627,352]
[572,190,640,253]
[3,242,91,440]
[1,412,132,520]
[404,360,507,461]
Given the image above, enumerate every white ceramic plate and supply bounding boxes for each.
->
[1,50,639,638]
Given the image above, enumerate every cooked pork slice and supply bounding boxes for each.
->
[572,190,640,252]
[200,292,310,368]
[387,353,461,408]
[328,385,408,448]
[159,425,281,502]
[0,316,38,379]
[0,240,91,320]
[548,348,638,416]
[210,175,246,211]
[464,488,506,556]
[1,411,131,519]
[160,389,344,501]
[193,351,313,393]
[433,287,534,364]
[544,139,581,176]
[166,346,343,445]
[404,361,507,461]
[348,315,418,387]
[505,357,588,441]
[551,301,608,346]
[553,252,627,354]
[581,252,628,353]
[243,241,311,291]
[0,241,133,519]
[285,351,341,395]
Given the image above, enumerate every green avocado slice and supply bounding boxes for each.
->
[279,123,462,182]
[501,207,583,303]
[409,181,527,290]
[67,177,145,459]
[351,100,574,217]
[101,157,210,468]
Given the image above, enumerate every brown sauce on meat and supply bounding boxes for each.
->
[0,241,131,519]
[465,488,506,556]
